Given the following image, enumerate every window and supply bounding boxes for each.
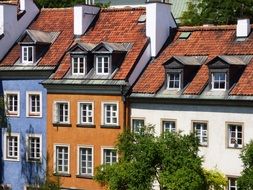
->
[26,92,42,117]
[212,72,226,90]
[103,103,118,125]
[132,119,144,133]
[193,122,208,146]
[228,178,238,190]
[4,91,19,116]
[102,148,117,165]
[53,102,70,124]
[163,120,176,133]
[96,56,110,75]
[228,124,243,148]
[168,73,181,89]
[22,46,34,64]
[4,133,19,161]
[54,145,70,174]
[72,57,86,75]
[26,134,42,162]
[78,146,93,176]
[78,102,93,125]
[85,0,94,5]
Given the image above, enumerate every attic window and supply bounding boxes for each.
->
[211,72,227,90]
[96,56,110,75]
[22,46,34,64]
[167,72,181,90]
[72,56,86,75]
[179,32,191,40]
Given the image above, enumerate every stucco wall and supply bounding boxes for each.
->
[0,79,47,190]
[131,102,253,176]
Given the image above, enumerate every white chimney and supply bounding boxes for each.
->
[74,5,100,36]
[236,18,251,38]
[20,0,27,11]
[146,1,176,57]
[0,5,4,35]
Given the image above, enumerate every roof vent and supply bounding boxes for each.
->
[236,18,251,38]
[179,32,191,39]
[138,14,146,23]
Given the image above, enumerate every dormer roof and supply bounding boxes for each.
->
[164,56,207,68]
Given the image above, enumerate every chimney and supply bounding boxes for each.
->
[74,5,100,36]
[236,18,251,38]
[146,0,176,57]
[20,0,28,11]
[0,5,3,35]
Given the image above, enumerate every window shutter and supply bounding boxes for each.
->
[53,103,58,123]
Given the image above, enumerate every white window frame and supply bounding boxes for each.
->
[228,178,238,190]
[53,101,70,124]
[85,0,94,5]
[192,121,208,146]
[96,55,110,75]
[102,102,119,126]
[22,46,34,64]
[26,91,42,118]
[26,134,42,162]
[54,144,70,174]
[227,123,243,149]
[4,132,20,161]
[77,102,94,125]
[4,91,20,117]
[211,72,227,90]
[101,147,118,165]
[131,118,145,133]
[72,56,86,75]
[167,73,181,90]
[162,120,176,133]
[77,145,94,176]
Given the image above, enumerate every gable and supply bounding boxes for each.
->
[164,59,184,69]
[208,59,230,69]
[20,34,34,43]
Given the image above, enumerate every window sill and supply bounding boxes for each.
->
[76,174,93,179]
[101,125,120,129]
[53,173,71,177]
[227,146,243,149]
[27,115,42,118]
[53,123,72,127]
[76,124,96,128]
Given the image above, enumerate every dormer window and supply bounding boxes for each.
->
[72,57,86,75]
[96,56,110,75]
[212,72,226,90]
[22,46,34,64]
[167,73,181,90]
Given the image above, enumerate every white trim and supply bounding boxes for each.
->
[4,91,20,117]
[3,132,20,161]
[167,73,181,90]
[53,101,70,124]
[131,118,145,133]
[26,134,42,162]
[227,123,243,149]
[96,55,110,75]
[211,72,227,91]
[192,121,208,146]
[26,91,42,118]
[54,144,70,174]
[71,56,86,75]
[77,145,94,176]
[77,101,94,125]
[162,120,177,133]
[101,146,118,165]
[101,102,119,126]
[22,46,34,64]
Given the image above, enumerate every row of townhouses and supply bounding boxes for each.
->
[0,0,252,190]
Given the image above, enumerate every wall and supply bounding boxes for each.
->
[0,79,47,190]
[131,102,253,176]
[47,93,125,190]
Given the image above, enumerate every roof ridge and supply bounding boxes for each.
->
[179,25,236,31]
[101,7,145,12]
[41,7,73,11]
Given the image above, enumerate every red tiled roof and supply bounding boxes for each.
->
[133,25,253,96]
[53,8,148,80]
[0,8,74,67]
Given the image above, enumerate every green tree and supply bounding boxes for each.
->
[237,140,253,189]
[181,0,253,25]
[203,169,228,190]
[95,126,206,190]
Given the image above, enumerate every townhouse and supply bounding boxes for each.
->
[41,2,176,190]
[131,19,253,190]
[0,4,74,189]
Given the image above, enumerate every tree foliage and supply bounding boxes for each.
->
[95,126,207,190]
[237,140,253,189]
[203,169,227,190]
[181,0,253,25]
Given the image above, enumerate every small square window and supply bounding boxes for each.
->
[78,146,93,176]
[228,178,238,190]
[27,134,42,162]
[78,102,93,125]
[132,119,144,133]
[212,72,226,90]
[22,46,34,64]
[72,57,86,75]
[167,73,181,90]
[193,122,208,146]
[54,145,70,174]
[228,124,243,148]
[53,102,70,124]
[163,120,176,133]
[102,148,117,165]
[103,103,118,126]
[96,56,110,75]
[4,91,20,117]
[26,92,42,117]
[4,133,20,161]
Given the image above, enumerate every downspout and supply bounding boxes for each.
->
[120,85,128,131]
